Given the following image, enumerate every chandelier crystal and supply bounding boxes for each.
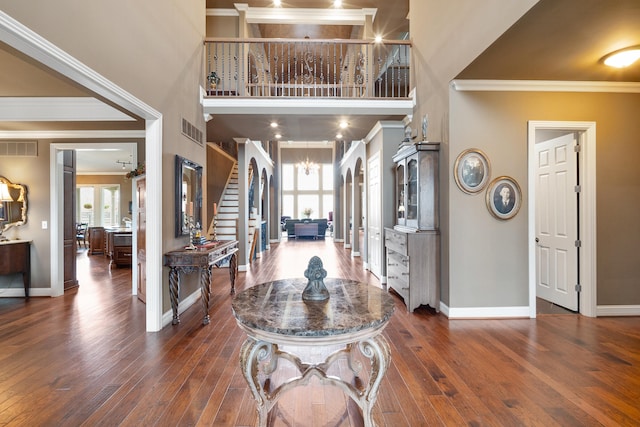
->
[296,157,319,175]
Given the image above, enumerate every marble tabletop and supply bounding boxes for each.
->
[232,278,395,342]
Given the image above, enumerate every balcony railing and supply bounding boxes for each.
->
[204,38,411,99]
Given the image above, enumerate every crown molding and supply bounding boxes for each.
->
[0,130,145,139]
[206,8,239,17]
[203,97,413,116]
[218,3,376,26]
[451,79,640,93]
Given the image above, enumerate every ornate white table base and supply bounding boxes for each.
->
[240,335,390,427]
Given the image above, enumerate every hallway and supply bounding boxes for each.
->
[0,241,638,425]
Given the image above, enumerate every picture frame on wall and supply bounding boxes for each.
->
[486,176,522,220]
[454,148,490,194]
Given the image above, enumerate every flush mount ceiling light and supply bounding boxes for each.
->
[602,46,640,68]
[339,120,349,129]
[270,121,278,128]
[274,133,282,139]
[333,0,342,7]
[274,0,282,7]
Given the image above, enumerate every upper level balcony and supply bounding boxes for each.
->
[204,38,412,101]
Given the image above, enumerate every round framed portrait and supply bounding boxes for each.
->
[486,176,521,220]
[454,149,491,194]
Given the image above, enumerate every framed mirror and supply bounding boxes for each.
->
[175,155,203,237]
[0,176,28,239]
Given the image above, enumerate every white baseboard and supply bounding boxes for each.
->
[162,288,201,327]
[351,251,360,257]
[344,244,351,249]
[380,276,387,284]
[0,288,49,297]
[440,302,530,319]
[238,264,248,272]
[334,238,344,243]
[597,305,640,316]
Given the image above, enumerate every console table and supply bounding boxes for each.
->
[232,278,395,427]
[164,240,238,325]
[0,240,31,298]
[294,222,318,239]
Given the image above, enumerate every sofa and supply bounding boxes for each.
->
[284,218,328,239]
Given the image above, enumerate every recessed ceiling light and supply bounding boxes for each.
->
[336,133,343,139]
[339,121,349,129]
[274,0,282,7]
[275,133,282,139]
[334,0,342,7]
[374,35,383,43]
[603,46,640,68]
[270,121,278,128]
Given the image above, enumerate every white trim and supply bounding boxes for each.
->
[238,264,248,272]
[237,5,376,26]
[0,130,145,139]
[0,12,161,120]
[362,120,405,145]
[452,79,640,93]
[443,304,530,319]
[528,121,597,318]
[203,97,413,116]
[597,305,640,316]
[351,251,361,257]
[0,288,51,297]
[206,8,239,17]
[0,97,135,121]
[1,10,164,332]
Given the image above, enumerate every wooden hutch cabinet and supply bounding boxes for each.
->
[385,141,440,312]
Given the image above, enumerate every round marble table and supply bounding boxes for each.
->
[232,278,395,427]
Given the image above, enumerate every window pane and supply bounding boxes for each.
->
[78,187,95,225]
[297,167,319,191]
[297,195,319,219]
[282,164,294,191]
[282,195,294,218]
[101,186,120,227]
[322,164,333,190]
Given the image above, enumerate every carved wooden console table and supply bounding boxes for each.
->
[0,240,31,298]
[164,240,238,325]
[232,278,395,427]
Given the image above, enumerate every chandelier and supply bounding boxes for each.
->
[296,157,319,175]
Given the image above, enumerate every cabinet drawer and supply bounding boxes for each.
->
[387,251,408,271]
[113,234,132,246]
[385,229,408,255]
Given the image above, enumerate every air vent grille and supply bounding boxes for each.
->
[0,141,38,157]
[181,118,203,146]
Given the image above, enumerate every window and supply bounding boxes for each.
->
[281,163,333,220]
[77,184,120,227]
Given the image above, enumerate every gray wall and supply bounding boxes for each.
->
[0,1,207,309]
[449,89,640,307]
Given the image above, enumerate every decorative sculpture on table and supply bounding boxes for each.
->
[302,256,329,302]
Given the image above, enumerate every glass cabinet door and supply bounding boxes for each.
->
[406,157,418,228]
[396,164,405,226]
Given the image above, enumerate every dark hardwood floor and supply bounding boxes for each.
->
[1,240,639,426]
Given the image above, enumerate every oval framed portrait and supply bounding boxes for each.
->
[486,176,521,220]
[454,148,490,194]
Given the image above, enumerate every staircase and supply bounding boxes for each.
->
[208,162,261,262]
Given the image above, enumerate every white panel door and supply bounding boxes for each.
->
[535,133,578,311]
[368,153,382,278]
